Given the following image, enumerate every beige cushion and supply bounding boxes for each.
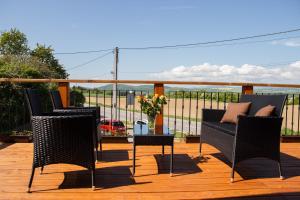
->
[255,105,275,117]
[221,102,251,124]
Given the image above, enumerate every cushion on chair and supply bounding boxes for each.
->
[202,121,236,136]
[220,102,251,124]
[255,105,275,117]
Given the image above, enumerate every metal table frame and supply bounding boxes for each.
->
[132,126,174,176]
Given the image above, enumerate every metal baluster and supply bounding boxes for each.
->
[96,91,100,121]
[118,90,121,121]
[230,93,233,102]
[168,91,170,129]
[96,91,98,107]
[133,91,135,124]
[292,94,295,135]
[88,90,91,107]
[188,91,192,135]
[297,94,300,136]
[210,92,213,109]
[203,92,206,108]
[8,92,11,131]
[217,92,220,109]
[125,90,128,134]
[181,91,185,138]
[103,90,106,120]
[224,93,227,110]
[23,91,26,131]
[111,90,113,122]
[174,91,177,134]
[195,91,199,136]
[140,91,143,121]
[285,95,288,136]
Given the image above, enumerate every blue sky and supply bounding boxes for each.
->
[1,0,300,83]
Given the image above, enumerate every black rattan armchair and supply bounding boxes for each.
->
[49,90,102,161]
[199,94,287,182]
[25,89,96,192]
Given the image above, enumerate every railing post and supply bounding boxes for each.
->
[242,85,253,95]
[154,83,164,134]
[58,82,70,108]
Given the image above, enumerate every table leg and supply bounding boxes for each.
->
[170,144,174,176]
[162,145,165,156]
[133,144,136,176]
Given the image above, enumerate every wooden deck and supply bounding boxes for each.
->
[0,142,300,200]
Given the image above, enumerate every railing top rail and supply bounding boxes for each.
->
[1,78,300,88]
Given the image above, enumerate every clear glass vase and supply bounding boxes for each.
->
[147,115,156,129]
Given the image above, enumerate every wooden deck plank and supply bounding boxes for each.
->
[0,143,300,199]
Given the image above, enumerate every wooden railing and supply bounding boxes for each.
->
[1,78,300,138]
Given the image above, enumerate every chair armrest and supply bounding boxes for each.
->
[236,115,283,146]
[40,112,92,117]
[55,107,100,119]
[65,106,99,110]
[202,109,226,122]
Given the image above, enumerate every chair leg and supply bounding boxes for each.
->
[162,145,165,156]
[27,165,36,193]
[95,141,99,163]
[133,144,136,176]
[278,161,284,180]
[91,168,96,190]
[199,135,203,158]
[231,152,236,183]
[40,166,44,174]
[170,144,174,176]
[99,139,103,158]
[230,162,235,183]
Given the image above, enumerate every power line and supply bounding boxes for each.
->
[52,28,300,55]
[174,35,300,49]
[54,48,114,55]
[66,51,113,71]
[120,28,300,50]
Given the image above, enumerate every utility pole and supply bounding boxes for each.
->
[112,47,119,120]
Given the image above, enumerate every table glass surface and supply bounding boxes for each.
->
[133,124,173,136]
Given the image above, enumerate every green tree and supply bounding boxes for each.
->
[0,28,68,136]
[31,44,68,78]
[0,55,55,78]
[0,28,29,55]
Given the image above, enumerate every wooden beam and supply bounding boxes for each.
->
[281,136,300,143]
[1,78,300,88]
[154,83,164,135]
[242,85,253,94]
[58,82,70,107]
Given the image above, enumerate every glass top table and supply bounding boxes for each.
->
[132,124,174,176]
[133,124,173,136]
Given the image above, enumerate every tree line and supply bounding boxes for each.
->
[0,28,83,135]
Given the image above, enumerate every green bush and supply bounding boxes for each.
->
[0,28,67,135]
[70,89,85,107]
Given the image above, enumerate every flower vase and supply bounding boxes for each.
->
[147,115,156,131]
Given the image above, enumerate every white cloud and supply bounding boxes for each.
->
[150,61,300,83]
[271,39,300,47]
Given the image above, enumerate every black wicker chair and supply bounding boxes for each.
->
[25,89,96,192]
[49,90,102,161]
[199,94,287,182]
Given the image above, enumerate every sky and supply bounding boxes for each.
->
[1,0,300,84]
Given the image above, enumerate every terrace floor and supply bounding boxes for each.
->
[0,142,300,200]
